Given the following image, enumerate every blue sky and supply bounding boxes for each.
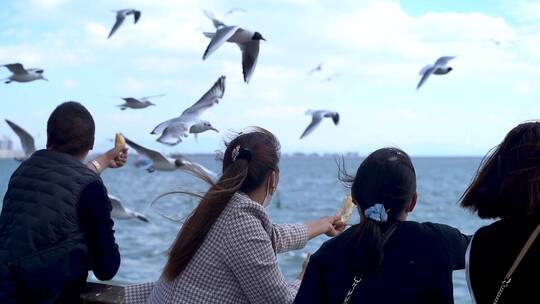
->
[1,0,540,156]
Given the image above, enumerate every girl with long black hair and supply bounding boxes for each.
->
[294,147,470,304]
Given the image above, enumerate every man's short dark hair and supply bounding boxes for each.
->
[47,101,95,155]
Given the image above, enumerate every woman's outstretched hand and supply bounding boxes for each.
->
[306,215,346,239]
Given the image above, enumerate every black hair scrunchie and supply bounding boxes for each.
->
[236,147,252,162]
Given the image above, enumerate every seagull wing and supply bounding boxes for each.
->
[181,159,218,180]
[108,195,126,213]
[202,26,240,60]
[300,112,324,139]
[5,119,35,156]
[156,122,190,146]
[108,195,149,222]
[122,97,140,104]
[419,64,432,76]
[132,10,141,23]
[124,136,169,163]
[224,8,247,17]
[434,56,455,68]
[3,63,27,75]
[324,111,340,125]
[140,94,165,100]
[150,117,179,135]
[239,40,260,83]
[183,76,225,116]
[416,66,434,90]
[203,9,226,28]
[108,11,126,38]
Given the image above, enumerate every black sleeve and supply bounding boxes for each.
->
[294,254,324,304]
[78,181,120,280]
[425,222,471,270]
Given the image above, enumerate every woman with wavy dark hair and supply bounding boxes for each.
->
[462,122,540,304]
[125,127,344,304]
[294,147,470,304]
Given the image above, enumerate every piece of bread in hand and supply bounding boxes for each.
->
[336,196,355,223]
[115,133,126,151]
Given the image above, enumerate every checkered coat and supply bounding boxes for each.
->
[124,192,309,304]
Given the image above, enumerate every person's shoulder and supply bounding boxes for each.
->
[311,225,358,261]
[221,193,270,234]
[474,217,539,241]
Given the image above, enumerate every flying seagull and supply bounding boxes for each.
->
[202,10,265,83]
[151,76,224,146]
[322,73,342,82]
[108,195,149,223]
[124,136,217,179]
[2,63,47,84]
[300,110,340,139]
[5,119,36,160]
[308,63,324,75]
[108,9,141,39]
[416,56,455,90]
[117,94,164,110]
[224,8,247,17]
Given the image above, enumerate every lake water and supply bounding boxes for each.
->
[0,155,489,303]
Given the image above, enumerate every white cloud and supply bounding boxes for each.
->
[512,81,534,95]
[30,0,68,9]
[63,79,76,89]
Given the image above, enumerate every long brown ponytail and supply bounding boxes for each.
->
[162,127,280,280]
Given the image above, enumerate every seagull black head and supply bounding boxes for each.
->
[174,159,184,167]
[252,32,266,41]
[447,67,453,72]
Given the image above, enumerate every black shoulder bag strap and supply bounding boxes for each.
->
[342,222,399,304]
[492,223,540,304]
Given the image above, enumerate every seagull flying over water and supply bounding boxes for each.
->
[117,94,164,110]
[202,10,265,83]
[5,119,35,161]
[124,136,217,179]
[416,56,455,90]
[151,76,224,146]
[108,9,141,39]
[2,63,47,84]
[300,110,340,139]
[108,194,149,223]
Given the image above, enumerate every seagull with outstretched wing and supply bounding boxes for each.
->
[151,76,224,146]
[300,110,340,139]
[2,63,47,83]
[416,56,455,90]
[202,10,265,83]
[5,119,36,160]
[117,94,164,110]
[108,194,149,223]
[108,9,141,39]
[123,136,217,179]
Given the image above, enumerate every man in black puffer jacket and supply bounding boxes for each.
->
[0,101,128,303]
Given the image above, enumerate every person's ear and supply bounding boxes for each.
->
[405,192,418,213]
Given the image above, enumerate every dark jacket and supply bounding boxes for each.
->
[468,218,539,304]
[294,221,470,304]
[0,149,120,304]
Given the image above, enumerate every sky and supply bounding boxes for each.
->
[1,0,540,156]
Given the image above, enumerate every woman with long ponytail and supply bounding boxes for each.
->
[294,148,470,304]
[125,127,344,304]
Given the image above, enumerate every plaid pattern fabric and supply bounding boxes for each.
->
[124,192,309,304]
